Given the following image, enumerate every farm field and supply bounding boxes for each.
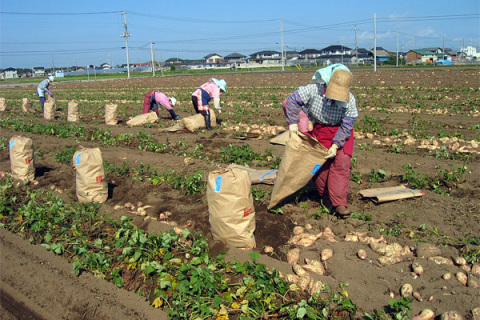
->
[1,67,480,319]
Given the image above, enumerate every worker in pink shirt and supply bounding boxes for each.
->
[143,90,180,120]
[191,78,226,129]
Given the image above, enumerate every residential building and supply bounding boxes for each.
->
[33,67,45,77]
[224,53,247,63]
[250,50,281,64]
[204,53,223,64]
[3,68,18,79]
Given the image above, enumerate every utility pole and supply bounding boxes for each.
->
[442,35,445,60]
[52,56,55,74]
[280,18,285,71]
[120,11,131,79]
[150,40,155,77]
[353,26,358,67]
[396,31,399,67]
[374,13,377,72]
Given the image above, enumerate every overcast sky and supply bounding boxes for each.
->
[1,0,479,69]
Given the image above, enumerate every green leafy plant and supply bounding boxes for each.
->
[368,169,387,183]
[55,147,78,164]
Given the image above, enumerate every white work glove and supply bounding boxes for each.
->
[216,108,222,114]
[289,123,299,135]
[325,144,338,159]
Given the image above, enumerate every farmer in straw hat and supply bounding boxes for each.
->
[191,78,226,130]
[284,64,358,216]
[36,76,55,111]
[143,90,180,120]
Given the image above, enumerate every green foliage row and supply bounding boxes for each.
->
[0,175,358,319]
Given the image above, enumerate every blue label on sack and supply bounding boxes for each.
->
[9,141,15,149]
[75,154,82,165]
[260,169,276,182]
[311,164,322,174]
[214,176,222,192]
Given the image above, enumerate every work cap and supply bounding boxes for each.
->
[48,76,55,82]
[325,69,352,105]
[169,97,177,106]
[212,78,227,93]
[312,63,350,85]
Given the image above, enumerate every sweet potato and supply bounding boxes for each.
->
[357,249,367,260]
[293,263,307,276]
[400,283,413,297]
[305,258,322,268]
[428,256,454,265]
[344,234,359,242]
[370,242,388,255]
[378,256,403,266]
[321,248,333,261]
[467,274,479,288]
[443,272,452,280]
[263,246,274,253]
[440,311,463,320]
[412,309,435,320]
[287,248,300,265]
[472,264,480,275]
[309,280,323,295]
[454,257,467,266]
[285,273,299,284]
[297,273,311,292]
[413,291,423,302]
[293,226,304,235]
[412,261,424,275]
[456,271,468,286]
[302,263,325,275]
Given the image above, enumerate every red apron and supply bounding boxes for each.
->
[308,124,354,156]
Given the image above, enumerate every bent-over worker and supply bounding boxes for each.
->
[284,64,358,216]
[191,78,226,129]
[37,76,55,111]
[143,90,180,120]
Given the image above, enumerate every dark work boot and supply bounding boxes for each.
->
[204,113,212,130]
[169,109,181,120]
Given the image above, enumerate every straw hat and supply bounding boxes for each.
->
[325,69,351,103]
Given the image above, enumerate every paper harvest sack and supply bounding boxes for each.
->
[182,109,217,132]
[227,164,277,185]
[9,136,35,181]
[207,168,256,249]
[268,131,328,209]
[0,97,7,111]
[73,148,108,203]
[105,103,118,125]
[126,112,159,127]
[43,96,56,120]
[22,98,35,113]
[67,100,80,122]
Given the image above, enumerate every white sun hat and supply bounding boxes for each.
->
[212,78,227,92]
[169,97,177,106]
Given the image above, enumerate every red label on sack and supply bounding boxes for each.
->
[243,208,253,217]
[96,176,103,183]
[25,158,32,164]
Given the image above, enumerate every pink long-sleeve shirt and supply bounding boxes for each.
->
[153,91,173,110]
[193,82,221,99]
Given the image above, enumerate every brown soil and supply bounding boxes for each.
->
[1,67,480,319]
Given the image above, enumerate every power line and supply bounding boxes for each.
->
[0,11,120,15]
[128,11,279,24]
